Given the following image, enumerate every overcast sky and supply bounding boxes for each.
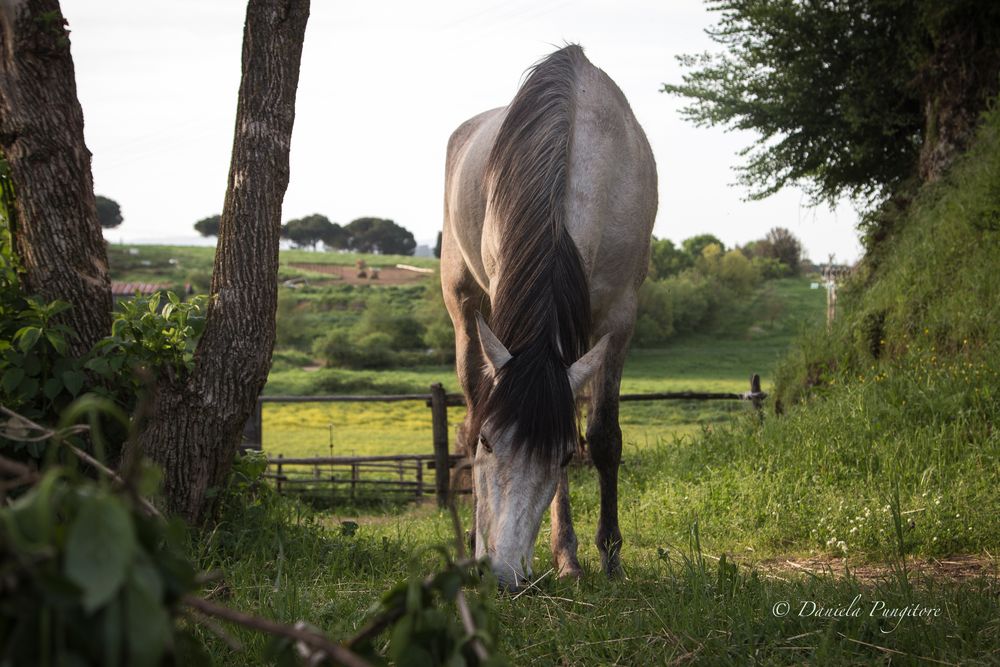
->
[62,0,862,263]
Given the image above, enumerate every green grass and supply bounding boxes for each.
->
[186,455,998,665]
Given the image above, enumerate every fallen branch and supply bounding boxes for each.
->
[0,406,162,519]
[182,595,372,667]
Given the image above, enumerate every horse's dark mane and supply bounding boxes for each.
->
[474,44,591,463]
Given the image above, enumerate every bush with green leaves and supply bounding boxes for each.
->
[88,291,208,391]
[0,462,199,666]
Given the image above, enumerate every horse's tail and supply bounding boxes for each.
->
[478,45,592,462]
[485,44,591,362]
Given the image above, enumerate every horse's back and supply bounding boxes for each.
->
[442,107,505,293]
[443,47,657,321]
[566,55,658,323]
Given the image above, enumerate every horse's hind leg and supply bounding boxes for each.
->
[550,469,581,578]
[588,326,629,577]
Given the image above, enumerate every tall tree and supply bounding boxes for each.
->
[681,233,724,262]
[664,0,1000,204]
[0,0,111,357]
[346,217,416,255]
[282,213,344,250]
[761,227,802,276]
[135,0,311,521]
[194,214,221,237]
[95,195,123,228]
[649,237,691,279]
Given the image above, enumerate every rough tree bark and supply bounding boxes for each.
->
[0,0,111,356]
[134,0,310,522]
[917,16,1000,182]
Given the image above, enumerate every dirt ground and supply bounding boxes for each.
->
[756,553,996,583]
[288,263,433,286]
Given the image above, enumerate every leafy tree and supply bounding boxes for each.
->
[346,217,416,255]
[322,221,349,250]
[682,234,724,262]
[649,237,691,279]
[663,1,1000,204]
[761,227,802,276]
[95,195,122,228]
[193,214,221,237]
[434,231,442,259]
[282,214,343,250]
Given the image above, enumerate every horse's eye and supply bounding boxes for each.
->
[479,434,493,453]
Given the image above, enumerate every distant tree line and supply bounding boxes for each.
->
[194,212,416,256]
[649,227,802,282]
[635,227,804,346]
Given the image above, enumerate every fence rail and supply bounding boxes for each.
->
[248,374,767,506]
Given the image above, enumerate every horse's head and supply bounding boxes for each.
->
[472,313,608,591]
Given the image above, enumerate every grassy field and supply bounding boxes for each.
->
[107,243,437,292]
[259,278,824,459]
[112,239,997,664]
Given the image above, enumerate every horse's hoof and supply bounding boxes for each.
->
[554,552,582,580]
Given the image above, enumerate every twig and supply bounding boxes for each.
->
[0,453,37,480]
[511,568,554,600]
[836,633,957,666]
[0,406,162,519]
[182,595,371,667]
[183,606,244,652]
[448,502,489,661]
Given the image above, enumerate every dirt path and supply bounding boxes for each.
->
[288,263,432,286]
[756,553,996,583]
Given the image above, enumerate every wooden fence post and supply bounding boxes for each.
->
[415,458,424,498]
[350,463,358,500]
[275,453,283,494]
[430,383,450,507]
[750,373,764,420]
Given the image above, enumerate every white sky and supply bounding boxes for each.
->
[62,0,862,263]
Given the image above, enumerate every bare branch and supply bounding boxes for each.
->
[182,595,371,667]
[0,406,162,519]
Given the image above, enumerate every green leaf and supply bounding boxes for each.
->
[434,570,462,601]
[62,369,85,396]
[43,376,63,399]
[1,366,24,393]
[15,326,41,351]
[84,356,111,375]
[125,569,171,667]
[45,329,67,354]
[64,493,137,612]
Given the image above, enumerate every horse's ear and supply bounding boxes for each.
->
[567,334,611,397]
[476,312,512,375]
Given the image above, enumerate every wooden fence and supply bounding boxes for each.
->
[244,374,767,507]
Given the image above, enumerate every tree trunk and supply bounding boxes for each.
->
[134,0,310,522]
[917,19,1000,182]
[0,0,111,356]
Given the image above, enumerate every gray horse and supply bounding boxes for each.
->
[440,45,657,590]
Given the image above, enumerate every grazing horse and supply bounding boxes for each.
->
[440,45,657,589]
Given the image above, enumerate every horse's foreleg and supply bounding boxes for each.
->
[588,333,627,577]
[549,469,581,578]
